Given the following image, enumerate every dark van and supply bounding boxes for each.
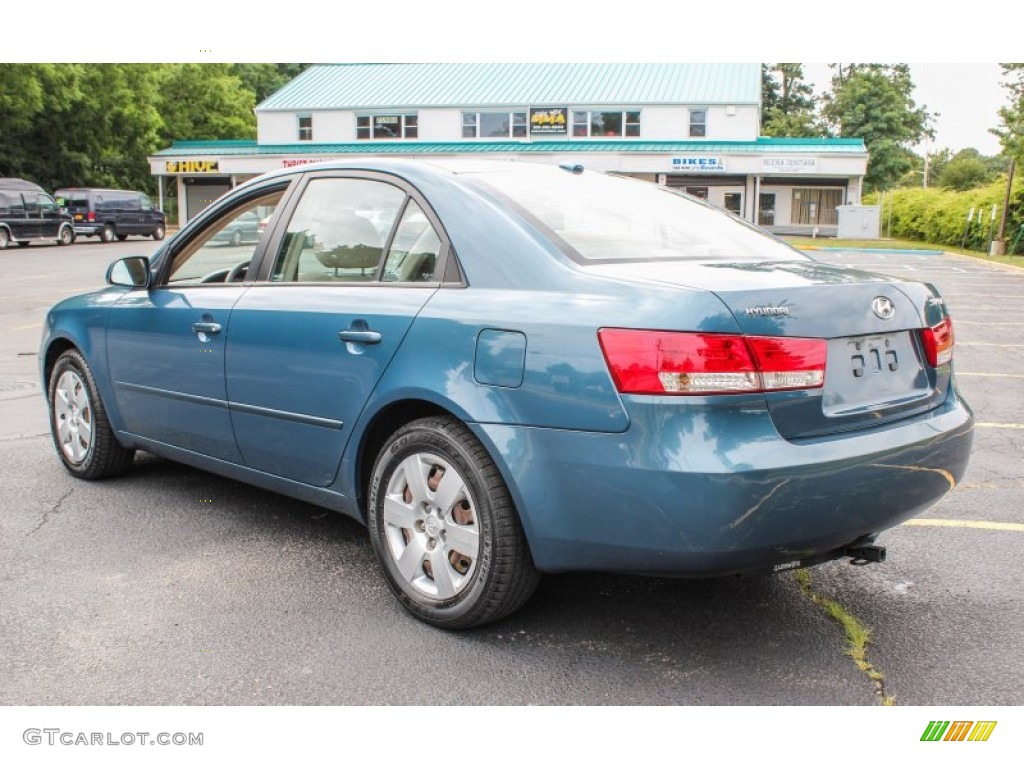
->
[53,187,166,242]
[0,178,75,249]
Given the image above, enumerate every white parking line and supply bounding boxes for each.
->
[975,423,1024,429]
[957,372,1024,378]
[956,342,1024,347]
[904,519,1024,532]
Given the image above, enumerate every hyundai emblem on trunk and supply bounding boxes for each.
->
[872,296,896,320]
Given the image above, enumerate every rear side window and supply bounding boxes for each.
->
[270,177,407,283]
[473,167,804,263]
[0,191,25,214]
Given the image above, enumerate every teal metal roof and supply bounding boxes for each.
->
[154,138,867,157]
[257,64,762,111]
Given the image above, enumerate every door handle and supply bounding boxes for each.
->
[338,329,382,344]
[192,322,222,335]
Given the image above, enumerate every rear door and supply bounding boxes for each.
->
[225,173,446,487]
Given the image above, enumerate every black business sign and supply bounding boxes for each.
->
[530,107,568,135]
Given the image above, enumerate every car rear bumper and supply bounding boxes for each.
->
[470,387,974,575]
[73,224,102,235]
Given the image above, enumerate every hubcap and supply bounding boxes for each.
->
[54,370,93,463]
[383,453,480,600]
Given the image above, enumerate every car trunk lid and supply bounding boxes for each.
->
[587,259,953,439]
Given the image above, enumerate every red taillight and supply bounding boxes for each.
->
[87,211,95,222]
[597,329,826,396]
[921,317,954,367]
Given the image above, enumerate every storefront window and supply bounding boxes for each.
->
[792,188,843,225]
[571,110,641,138]
[357,114,418,140]
[724,192,742,216]
[462,111,528,138]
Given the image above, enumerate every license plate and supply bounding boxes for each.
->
[73,213,83,221]
[822,331,928,416]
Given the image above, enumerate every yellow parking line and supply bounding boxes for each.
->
[975,422,1024,429]
[904,518,1024,532]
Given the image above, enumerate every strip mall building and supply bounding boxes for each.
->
[149,63,868,234]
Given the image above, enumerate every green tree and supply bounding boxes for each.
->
[231,64,310,104]
[934,148,999,190]
[993,63,1024,160]
[760,63,823,137]
[821,63,932,192]
[156,64,256,143]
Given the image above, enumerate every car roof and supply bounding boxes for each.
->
[0,177,45,192]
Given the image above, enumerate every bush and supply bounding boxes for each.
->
[867,176,1024,253]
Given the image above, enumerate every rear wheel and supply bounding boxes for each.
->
[99,224,115,243]
[48,349,135,479]
[368,415,540,629]
[0,229,8,249]
[58,225,74,246]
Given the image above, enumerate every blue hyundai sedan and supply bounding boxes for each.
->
[41,160,973,628]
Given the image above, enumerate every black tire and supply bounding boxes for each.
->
[230,230,243,247]
[0,228,8,249]
[368,415,540,629]
[116,234,128,242]
[152,224,166,241]
[57,225,74,246]
[99,224,115,243]
[48,349,135,480]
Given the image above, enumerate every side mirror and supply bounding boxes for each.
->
[106,256,151,289]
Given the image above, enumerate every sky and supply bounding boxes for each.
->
[5,3,1017,160]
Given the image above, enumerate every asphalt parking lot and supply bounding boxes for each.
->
[0,238,1021,706]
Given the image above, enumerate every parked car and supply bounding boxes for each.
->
[0,178,75,249]
[53,187,166,242]
[208,210,262,247]
[40,160,974,629]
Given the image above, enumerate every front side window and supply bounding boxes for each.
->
[271,178,407,282]
[298,115,313,141]
[571,110,641,138]
[356,114,418,140]
[166,191,284,285]
[689,109,707,138]
[462,111,528,138]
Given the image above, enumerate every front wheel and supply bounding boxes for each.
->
[152,224,166,241]
[48,349,135,479]
[368,416,540,629]
[57,225,74,246]
[0,228,8,249]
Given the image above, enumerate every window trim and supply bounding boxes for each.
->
[355,113,419,141]
[570,109,642,138]
[689,108,707,138]
[297,114,313,142]
[461,110,528,139]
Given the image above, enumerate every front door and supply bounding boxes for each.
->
[105,189,287,461]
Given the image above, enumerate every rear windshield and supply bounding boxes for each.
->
[470,166,805,263]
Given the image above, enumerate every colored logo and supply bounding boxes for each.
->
[921,721,997,742]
